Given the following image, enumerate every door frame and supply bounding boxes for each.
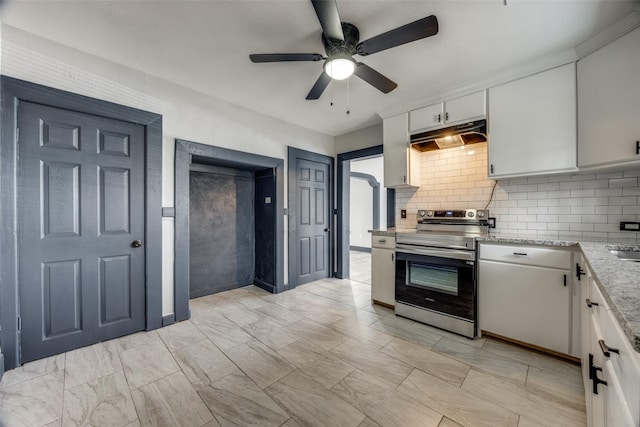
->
[0,76,163,370]
[173,139,285,323]
[287,147,334,289]
[336,145,394,279]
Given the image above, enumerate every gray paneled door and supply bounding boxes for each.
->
[18,101,146,363]
[293,158,330,285]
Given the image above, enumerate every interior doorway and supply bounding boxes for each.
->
[337,145,394,281]
[174,139,284,323]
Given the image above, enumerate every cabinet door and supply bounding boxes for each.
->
[444,90,486,124]
[604,361,636,427]
[590,315,606,427]
[371,248,395,306]
[478,260,571,354]
[409,103,443,133]
[384,113,418,188]
[488,63,577,178]
[578,27,640,168]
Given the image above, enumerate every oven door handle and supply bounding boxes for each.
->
[396,244,475,261]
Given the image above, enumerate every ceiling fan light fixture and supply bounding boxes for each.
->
[324,57,356,80]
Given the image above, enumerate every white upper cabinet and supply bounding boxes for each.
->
[383,113,420,188]
[487,63,577,178]
[578,26,640,168]
[409,90,486,133]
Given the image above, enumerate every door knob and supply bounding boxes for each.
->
[131,240,143,248]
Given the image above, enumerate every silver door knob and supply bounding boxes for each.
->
[131,240,143,248]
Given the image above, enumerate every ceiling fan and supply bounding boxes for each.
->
[249,0,439,100]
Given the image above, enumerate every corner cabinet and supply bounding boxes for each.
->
[487,63,577,178]
[383,113,420,188]
[409,90,486,133]
[577,26,640,169]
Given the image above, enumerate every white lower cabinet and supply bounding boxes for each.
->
[371,234,395,307]
[478,243,573,355]
[578,255,640,427]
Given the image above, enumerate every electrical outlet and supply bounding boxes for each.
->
[488,217,497,229]
[401,209,407,219]
[620,221,640,231]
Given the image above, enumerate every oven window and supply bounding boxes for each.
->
[407,262,458,296]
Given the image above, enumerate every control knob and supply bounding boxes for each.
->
[478,211,486,218]
[467,211,475,218]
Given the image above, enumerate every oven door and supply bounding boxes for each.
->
[395,248,475,321]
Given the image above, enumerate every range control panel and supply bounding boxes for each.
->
[417,209,490,221]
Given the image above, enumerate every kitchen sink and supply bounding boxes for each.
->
[609,249,640,262]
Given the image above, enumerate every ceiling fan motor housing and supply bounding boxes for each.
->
[323,22,359,58]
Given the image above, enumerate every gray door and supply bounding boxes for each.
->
[293,158,331,286]
[18,101,146,363]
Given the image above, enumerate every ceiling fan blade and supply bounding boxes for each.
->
[311,0,344,41]
[306,72,332,100]
[356,15,438,56]
[354,63,397,93]
[250,53,324,63]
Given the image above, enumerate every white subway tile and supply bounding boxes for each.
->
[609,177,638,187]
[582,180,609,189]
[595,205,622,215]
[595,188,622,197]
[537,199,559,207]
[622,205,640,214]
[623,187,640,196]
[581,214,608,224]
[559,214,582,223]
[570,223,594,232]
[548,190,571,198]
[537,214,559,222]
[527,207,548,215]
[559,181,583,190]
[570,189,595,198]
[548,206,571,214]
[607,214,637,224]
[548,222,570,231]
[582,197,610,206]
[595,223,620,232]
[537,183,560,191]
[527,222,548,230]
[609,196,638,206]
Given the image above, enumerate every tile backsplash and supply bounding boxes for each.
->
[395,142,640,243]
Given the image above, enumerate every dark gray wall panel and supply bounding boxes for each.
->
[189,171,255,298]
[43,260,81,338]
[255,171,276,287]
[100,255,131,324]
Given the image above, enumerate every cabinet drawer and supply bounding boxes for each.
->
[479,244,571,269]
[371,235,395,249]
[589,280,610,313]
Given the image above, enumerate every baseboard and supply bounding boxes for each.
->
[481,330,581,364]
[350,246,371,253]
[254,278,275,293]
[162,314,176,327]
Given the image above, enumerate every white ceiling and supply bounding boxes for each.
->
[1,0,637,136]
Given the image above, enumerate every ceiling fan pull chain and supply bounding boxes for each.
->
[330,78,334,106]
[346,79,350,115]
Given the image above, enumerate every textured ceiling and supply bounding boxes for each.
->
[1,0,637,136]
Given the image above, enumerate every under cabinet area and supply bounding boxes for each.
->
[371,233,395,307]
[578,255,640,427]
[383,113,420,188]
[409,90,486,133]
[487,63,577,178]
[577,26,640,169]
[478,243,576,356]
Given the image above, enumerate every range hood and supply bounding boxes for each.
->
[410,119,487,152]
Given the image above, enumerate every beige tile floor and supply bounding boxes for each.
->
[0,252,586,427]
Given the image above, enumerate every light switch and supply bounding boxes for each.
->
[265,197,272,204]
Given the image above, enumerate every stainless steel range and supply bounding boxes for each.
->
[395,209,489,338]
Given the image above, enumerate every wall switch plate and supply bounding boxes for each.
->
[401,209,407,219]
[620,221,640,231]
[264,197,271,204]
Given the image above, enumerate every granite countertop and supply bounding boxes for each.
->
[478,234,640,353]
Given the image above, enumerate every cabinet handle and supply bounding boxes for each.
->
[513,252,527,256]
[586,298,599,308]
[378,239,387,243]
[403,175,406,183]
[589,354,607,395]
[576,263,585,280]
[437,113,442,123]
[490,164,494,174]
[636,140,640,155]
[445,112,449,121]
[599,339,620,357]
[563,274,567,287]
[391,253,395,262]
